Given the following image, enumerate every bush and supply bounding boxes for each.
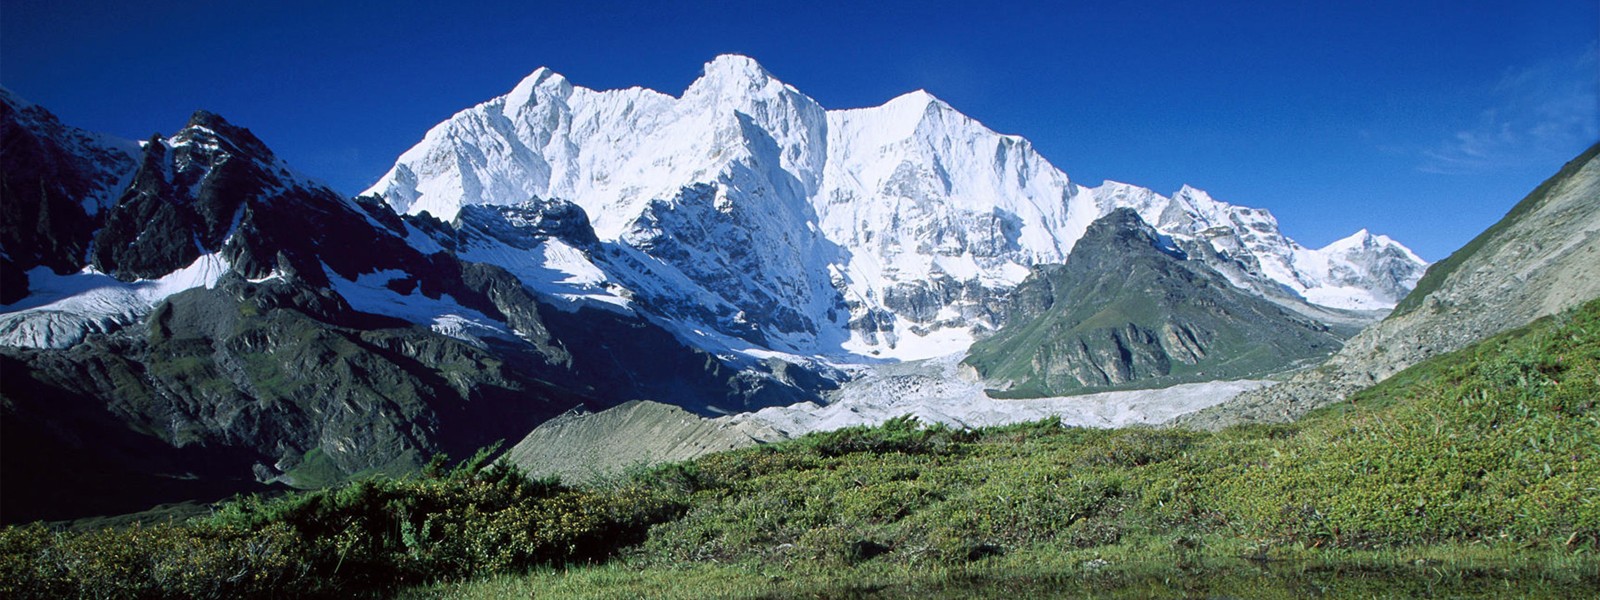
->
[0,446,687,598]
[800,415,976,458]
[0,521,303,599]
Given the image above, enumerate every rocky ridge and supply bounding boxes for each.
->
[0,89,138,303]
[0,54,1442,521]
[1175,143,1600,430]
[964,208,1348,397]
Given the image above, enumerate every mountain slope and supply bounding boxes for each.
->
[364,56,1425,360]
[0,96,824,523]
[9,294,1596,597]
[0,90,138,303]
[0,103,575,521]
[502,400,786,484]
[1176,143,1600,429]
[0,55,1433,520]
[963,209,1346,397]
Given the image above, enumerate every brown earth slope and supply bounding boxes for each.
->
[1176,144,1600,430]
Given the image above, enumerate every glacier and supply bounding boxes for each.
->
[0,254,229,349]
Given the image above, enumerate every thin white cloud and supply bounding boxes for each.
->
[1419,45,1598,175]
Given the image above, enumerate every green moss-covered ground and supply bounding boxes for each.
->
[4,299,1598,598]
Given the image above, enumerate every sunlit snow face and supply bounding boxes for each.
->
[360,56,1427,361]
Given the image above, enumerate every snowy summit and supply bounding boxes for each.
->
[364,55,1428,361]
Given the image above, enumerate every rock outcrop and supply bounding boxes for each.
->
[1175,143,1600,430]
[964,208,1347,397]
[502,400,785,484]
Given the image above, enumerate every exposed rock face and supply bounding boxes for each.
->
[452,200,601,250]
[0,90,137,303]
[963,208,1347,397]
[92,112,288,279]
[0,55,1441,522]
[620,182,845,346]
[0,107,575,521]
[1175,144,1600,430]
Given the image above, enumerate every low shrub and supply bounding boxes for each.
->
[0,446,686,598]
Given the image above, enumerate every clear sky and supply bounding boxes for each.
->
[2,1,1595,260]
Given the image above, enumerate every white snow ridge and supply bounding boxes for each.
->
[367,54,1428,362]
[0,254,229,349]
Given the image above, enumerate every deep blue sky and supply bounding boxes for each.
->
[3,1,1595,260]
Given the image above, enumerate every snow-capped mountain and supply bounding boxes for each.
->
[366,55,1426,361]
[1089,182,1427,311]
[2,93,835,520]
[0,59,1433,523]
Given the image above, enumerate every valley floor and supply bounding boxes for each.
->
[741,353,1271,434]
[348,296,1600,598]
[4,299,1597,599]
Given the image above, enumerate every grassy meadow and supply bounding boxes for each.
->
[3,298,1598,598]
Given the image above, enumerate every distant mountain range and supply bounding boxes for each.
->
[1,57,1434,522]
[364,55,1425,362]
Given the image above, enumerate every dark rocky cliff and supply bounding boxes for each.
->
[0,97,825,523]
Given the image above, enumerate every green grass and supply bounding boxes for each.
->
[281,446,346,489]
[4,299,1598,598]
[0,447,686,598]
[400,548,1595,599]
[436,297,1600,596]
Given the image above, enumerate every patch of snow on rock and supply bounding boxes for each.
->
[0,254,229,349]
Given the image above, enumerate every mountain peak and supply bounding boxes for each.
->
[890,89,945,107]
[184,109,227,129]
[966,207,1346,396]
[855,89,993,148]
[704,54,770,77]
[1322,228,1423,264]
[1100,206,1148,229]
[362,57,1430,357]
[175,110,273,158]
[0,86,37,112]
[1322,229,1377,252]
[1174,184,1212,201]
[1082,207,1164,252]
[687,54,779,98]
[1097,180,1151,194]
[505,66,572,108]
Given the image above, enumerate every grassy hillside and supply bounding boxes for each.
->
[4,299,1598,598]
